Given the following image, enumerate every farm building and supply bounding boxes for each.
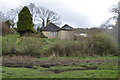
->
[58,24,75,40]
[41,23,75,40]
[41,23,101,40]
[41,23,60,39]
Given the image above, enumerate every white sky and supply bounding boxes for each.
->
[0,0,119,28]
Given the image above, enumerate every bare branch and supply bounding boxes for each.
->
[35,6,61,27]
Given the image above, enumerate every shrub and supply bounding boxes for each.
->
[15,37,47,57]
[2,34,52,57]
[46,40,85,57]
[87,32,118,56]
[46,32,118,57]
[2,34,19,55]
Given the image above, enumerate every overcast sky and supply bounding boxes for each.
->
[0,0,119,28]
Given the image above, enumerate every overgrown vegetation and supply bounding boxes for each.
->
[87,32,118,56]
[2,31,118,57]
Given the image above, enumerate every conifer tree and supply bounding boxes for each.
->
[17,6,34,35]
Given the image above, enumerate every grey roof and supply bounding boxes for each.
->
[42,23,60,32]
[61,24,74,30]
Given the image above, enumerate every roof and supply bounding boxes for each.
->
[61,24,74,30]
[42,23,60,32]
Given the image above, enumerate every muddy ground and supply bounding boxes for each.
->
[2,56,118,73]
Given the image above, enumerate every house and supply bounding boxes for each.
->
[58,24,75,40]
[41,23,60,38]
[41,23,75,40]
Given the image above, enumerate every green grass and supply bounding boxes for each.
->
[2,56,118,78]
[2,67,118,78]
[59,56,118,60]
[50,66,84,70]
[2,67,53,78]
[54,70,118,78]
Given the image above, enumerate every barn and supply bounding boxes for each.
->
[41,23,60,38]
[58,24,75,40]
[41,23,75,40]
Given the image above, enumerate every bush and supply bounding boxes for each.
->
[2,34,51,57]
[46,40,87,57]
[87,32,118,56]
[46,32,118,57]
[16,37,47,56]
[2,34,19,55]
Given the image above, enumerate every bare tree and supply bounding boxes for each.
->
[6,6,22,28]
[6,3,37,28]
[0,11,7,21]
[110,4,119,22]
[110,5,119,14]
[27,3,38,24]
[5,3,61,28]
[46,9,61,26]
[27,3,61,27]
[36,6,61,27]
[100,17,117,29]
[100,4,119,29]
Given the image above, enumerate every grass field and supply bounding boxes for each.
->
[2,56,118,78]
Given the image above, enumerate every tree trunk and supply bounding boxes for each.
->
[42,19,45,27]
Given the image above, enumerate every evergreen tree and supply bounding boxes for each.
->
[17,6,34,35]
